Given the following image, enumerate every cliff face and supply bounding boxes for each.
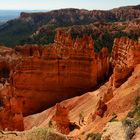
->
[0,31,110,131]
[112,5,140,21]
[24,37,140,139]
[12,30,110,116]
[0,47,23,131]
[0,86,24,131]
[19,5,140,24]
[0,34,139,133]
[24,64,140,134]
[111,37,140,88]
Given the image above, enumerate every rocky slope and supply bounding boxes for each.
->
[0,5,139,47]
[0,32,139,139]
[0,30,111,131]
[23,37,140,139]
[22,18,140,53]
[55,19,140,52]
[1,62,140,139]
[13,30,110,116]
[24,63,140,135]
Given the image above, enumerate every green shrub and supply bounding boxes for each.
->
[109,112,118,122]
[122,118,140,140]
[134,96,140,106]
[26,127,68,140]
[126,105,140,121]
[86,132,102,140]
[122,105,140,140]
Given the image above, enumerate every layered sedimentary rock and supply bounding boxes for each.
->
[0,86,24,131]
[0,46,22,83]
[111,37,140,88]
[0,35,139,134]
[50,104,71,134]
[11,30,110,117]
[0,30,111,131]
[0,47,23,131]
[24,58,140,139]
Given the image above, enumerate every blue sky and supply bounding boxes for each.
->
[0,0,139,10]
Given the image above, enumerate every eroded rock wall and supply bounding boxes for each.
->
[13,30,110,116]
[0,30,110,131]
[23,37,140,136]
[111,37,140,88]
[0,86,24,131]
[0,47,24,131]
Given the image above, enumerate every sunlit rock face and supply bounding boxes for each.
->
[111,37,140,88]
[0,30,110,131]
[12,30,110,116]
[0,47,23,131]
[0,86,24,131]
[23,37,140,137]
[0,33,139,132]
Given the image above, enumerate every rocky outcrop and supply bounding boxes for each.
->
[24,64,140,139]
[1,35,140,132]
[101,122,128,140]
[0,47,24,131]
[0,85,24,131]
[111,37,140,88]
[50,104,71,134]
[11,30,110,116]
[0,30,110,131]
[95,99,107,117]
[23,40,140,138]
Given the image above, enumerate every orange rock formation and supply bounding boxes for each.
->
[0,35,139,135]
[12,30,110,116]
[1,34,139,132]
[24,37,140,137]
[0,30,110,131]
[0,86,24,131]
[111,37,140,88]
[51,104,71,134]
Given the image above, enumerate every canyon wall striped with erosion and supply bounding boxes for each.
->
[23,37,140,136]
[110,37,140,89]
[13,30,110,116]
[0,30,139,132]
[0,30,110,131]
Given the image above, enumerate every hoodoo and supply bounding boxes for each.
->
[111,37,140,88]
[0,30,110,131]
[13,30,110,116]
[23,37,140,137]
